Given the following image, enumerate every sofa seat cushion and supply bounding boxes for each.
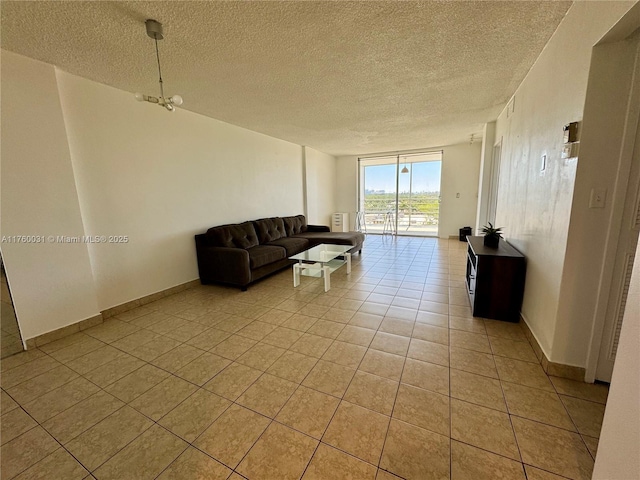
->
[266,237,310,256]
[247,245,286,269]
[206,222,259,249]
[253,217,286,244]
[282,215,307,236]
[293,232,365,248]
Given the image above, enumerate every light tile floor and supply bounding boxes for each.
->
[0,237,609,480]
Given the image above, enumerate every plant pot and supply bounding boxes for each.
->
[484,235,500,248]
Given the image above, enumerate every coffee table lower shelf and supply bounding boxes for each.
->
[292,255,351,292]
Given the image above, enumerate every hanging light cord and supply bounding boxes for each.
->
[154,36,165,100]
[134,19,182,111]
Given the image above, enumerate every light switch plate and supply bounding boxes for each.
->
[561,142,580,160]
[589,188,607,209]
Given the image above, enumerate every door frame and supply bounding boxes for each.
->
[487,139,502,226]
[585,31,640,382]
[594,97,640,381]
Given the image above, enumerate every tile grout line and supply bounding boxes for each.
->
[230,272,372,473]
[549,372,599,462]
[374,242,432,477]
[10,332,224,477]
[448,249,455,480]
[1,238,602,479]
[3,387,135,479]
[297,240,422,478]
[214,286,363,477]
[296,347,367,478]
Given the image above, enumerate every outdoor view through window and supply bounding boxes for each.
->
[359,152,442,236]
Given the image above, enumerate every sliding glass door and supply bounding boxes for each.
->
[361,156,398,234]
[359,152,442,236]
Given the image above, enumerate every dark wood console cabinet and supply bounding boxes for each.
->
[465,236,526,322]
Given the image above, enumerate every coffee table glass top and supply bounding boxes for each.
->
[289,244,351,263]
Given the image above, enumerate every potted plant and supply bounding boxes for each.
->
[481,222,503,248]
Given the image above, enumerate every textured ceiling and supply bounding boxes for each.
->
[1,1,571,156]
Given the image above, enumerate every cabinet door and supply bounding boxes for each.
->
[465,255,476,311]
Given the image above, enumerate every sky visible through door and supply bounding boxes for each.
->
[360,152,442,236]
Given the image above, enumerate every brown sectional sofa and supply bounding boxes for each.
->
[195,215,365,290]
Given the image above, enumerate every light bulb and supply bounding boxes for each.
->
[134,92,145,102]
[165,103,175,112]
[169,95,183,106]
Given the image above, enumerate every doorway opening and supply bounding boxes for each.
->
[359,151,442,236]
[585,25,640,383]
[1,253,24,358]
[487,140,502,226]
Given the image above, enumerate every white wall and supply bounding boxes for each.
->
[304,147,337,227]
[335,143,482,237]
[592,240,640,479]
[0,51,100,340]
[335,155,359,230]
[439,143,482,238]
[56,70,305,310]
[1,51,342,338]
[493,1,637,364]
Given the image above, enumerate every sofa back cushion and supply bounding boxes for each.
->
[283,215,307,236]
[253,217,286,244]
[206,221,259,249]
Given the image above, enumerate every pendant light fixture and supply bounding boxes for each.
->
[401,157,409,174]
[134,19,183,112]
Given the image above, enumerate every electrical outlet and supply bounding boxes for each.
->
[589,188,607,209]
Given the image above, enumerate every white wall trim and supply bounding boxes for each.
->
[301,145,308,219]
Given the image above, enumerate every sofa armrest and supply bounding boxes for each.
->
[307,224,331,233]
[195,244,251,286]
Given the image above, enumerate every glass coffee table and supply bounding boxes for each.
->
[289,244,352,292]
